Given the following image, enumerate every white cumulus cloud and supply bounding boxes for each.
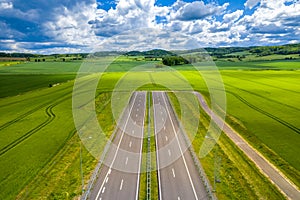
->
[223,10,244,23]
[43,2,99,48]
[244,0,260,9]
[0,1,13,9]
[170,1,229,21]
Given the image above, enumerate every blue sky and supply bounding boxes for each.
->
[0,0,299,53]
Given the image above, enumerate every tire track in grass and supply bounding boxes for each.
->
[0,101,57,131]
[223,74,300,95]
[0,89,108,157]
[204,76,300,133]
[0,96,68,157]
[205,76,299,112]
[0,78,96,131]
[226,91,300,134]
[250,73,299,86]
[225,81,300,112]
[16,93,111,199]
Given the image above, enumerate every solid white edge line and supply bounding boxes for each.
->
[95,92,138,200]
[161,92,199,200]
[153,92,163,200]
[135,91,147,200]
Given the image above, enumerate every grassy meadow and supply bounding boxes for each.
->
[0,56,299,199]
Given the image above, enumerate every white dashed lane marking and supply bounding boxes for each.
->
[120,179,124,190]
[172,168,176,178]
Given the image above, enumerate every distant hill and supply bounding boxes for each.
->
[204,43,300,57]
[124,49,175,57]
[0,43,299,59]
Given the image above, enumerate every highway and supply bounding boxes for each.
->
[194,91,300,200]
[153,91,209,200]
[89,91,146,200]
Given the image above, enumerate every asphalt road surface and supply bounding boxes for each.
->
[194,91,300,200]
[153,91,209,200]
[89,91,146,200]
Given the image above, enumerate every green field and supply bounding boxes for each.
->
[0,58,299,199]
[0,61,82,74]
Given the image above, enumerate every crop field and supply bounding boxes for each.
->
[218,70,300,185]
[0,80,76,199]
[0,58,299,199]
[0,61,82,74]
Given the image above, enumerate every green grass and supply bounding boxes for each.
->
[256,60,300,69]
[15,92,114,199]
[17,134,96,199]
[244,54,300,61]
[0,61,82,74]
[0,81,76,199]
[0,82,115,199]
[0,74,76,98]
[217,70,300,186]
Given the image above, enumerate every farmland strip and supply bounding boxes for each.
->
[227,91,300,134]
[0,97,66,156]
[204,76,300,134]
[0,78,96,131]
[223,79,300,112]
[223,74,300,95]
